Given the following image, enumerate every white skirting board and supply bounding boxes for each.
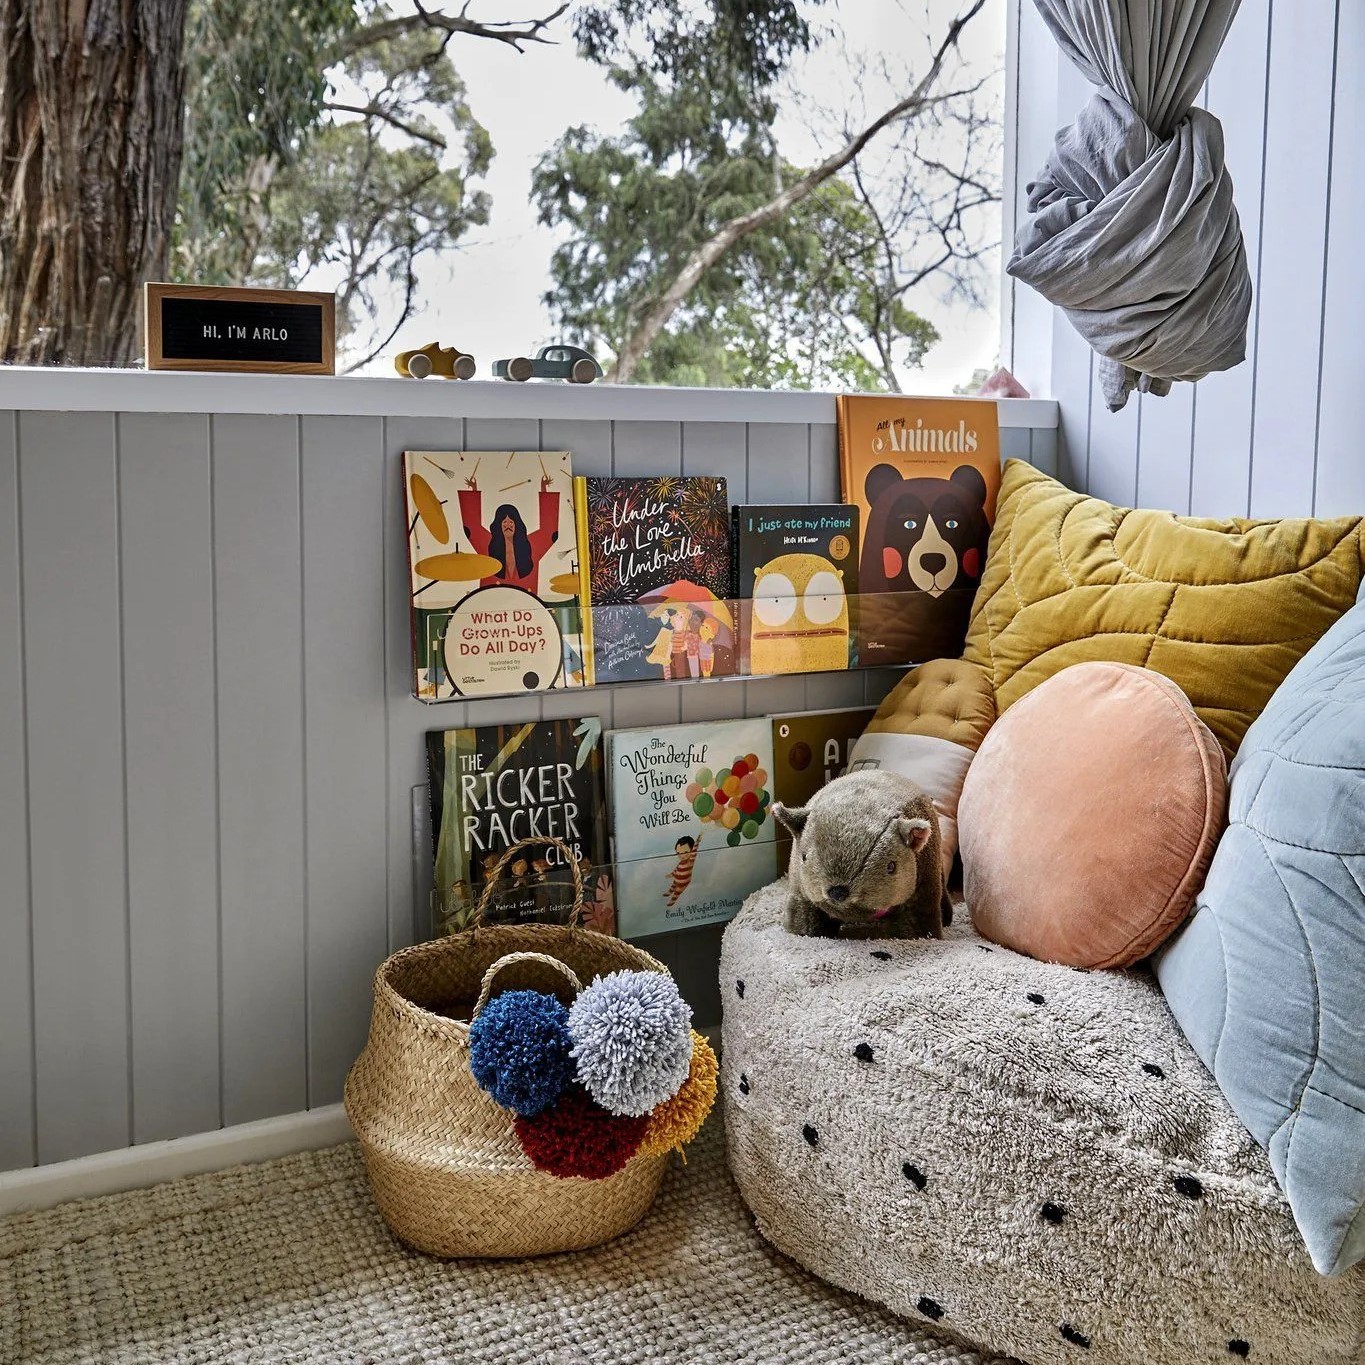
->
[0,1105,354,1217]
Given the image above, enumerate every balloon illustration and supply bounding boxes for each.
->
[690,755,771,847]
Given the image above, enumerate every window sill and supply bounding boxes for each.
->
[0,366,1057,428]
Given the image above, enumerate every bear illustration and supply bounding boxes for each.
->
[859,463,991,598]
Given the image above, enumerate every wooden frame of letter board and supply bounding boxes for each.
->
[144,282,337,375]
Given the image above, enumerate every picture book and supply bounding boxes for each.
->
[608,717,777,938]
[427,717,614,936]
[404,450,584,701]
[770,706,876,870]
[835,396,1001,666]
[575,476,733,686]
[730,504,860,674]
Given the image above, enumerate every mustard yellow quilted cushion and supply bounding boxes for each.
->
[965,461,1365,757]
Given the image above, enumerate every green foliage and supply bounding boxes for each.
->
[176,0,358,282]
[174,1,492,361]
[257,21,492,357]
[575,0,824,88]
[533,68,938,389]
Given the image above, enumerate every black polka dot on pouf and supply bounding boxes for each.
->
[1059,1323,1091,1348]
[802,1123,818,1147]
[1227,1340,1251,1357]
[1027,992,1045,1005]
[735,979,745,998]
[1142,1062,1165,1078]
[853,1042,874,1063]
[902,1162,927,1190]
[916,1297,944,1321]
[738,1074,749,1096]
[1174,1175,1204,1200]
[870,949,892,961]
[1040,1201,1066,1225]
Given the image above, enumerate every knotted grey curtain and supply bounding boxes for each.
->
[1008,0,1252,411]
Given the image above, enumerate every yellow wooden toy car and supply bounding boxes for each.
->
[395,342,476,380]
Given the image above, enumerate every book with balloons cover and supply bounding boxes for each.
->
[404,450,585,701]
[426,716,614,937]
[607,717,777,939]
[573,475,734,687]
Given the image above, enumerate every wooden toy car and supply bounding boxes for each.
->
[493,344,602,384]
[395,343,476,380]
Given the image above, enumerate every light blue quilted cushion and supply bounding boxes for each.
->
[1157,590,1365,1276]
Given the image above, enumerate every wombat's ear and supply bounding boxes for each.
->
[772,803,808,838]
[896,816,931,853]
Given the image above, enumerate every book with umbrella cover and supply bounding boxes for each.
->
[404,450,585,701]
[573,475,733,685]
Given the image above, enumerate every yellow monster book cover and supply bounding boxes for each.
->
[836,396,1001,666]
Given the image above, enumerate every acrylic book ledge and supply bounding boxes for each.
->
[412,586,971,703]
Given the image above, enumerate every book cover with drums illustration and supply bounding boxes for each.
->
[427,717,614,936]
[836,396,1000,667]
[607,717,776,939]
[573,476,733,686]
[404,450,584,700]
[770,706,876,870]
[730,504,860,675]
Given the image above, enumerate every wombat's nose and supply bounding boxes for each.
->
[827,884,850,902]
[920,552,947,575]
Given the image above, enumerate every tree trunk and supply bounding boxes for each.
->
[0,0,189,366]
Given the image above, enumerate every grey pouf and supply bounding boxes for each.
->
[720,883,1365,1365]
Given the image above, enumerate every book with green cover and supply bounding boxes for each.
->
[427,717,614,936]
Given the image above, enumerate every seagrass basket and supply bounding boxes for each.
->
[344,838,672,1258]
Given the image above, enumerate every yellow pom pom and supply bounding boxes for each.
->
[638,1031,718,1159]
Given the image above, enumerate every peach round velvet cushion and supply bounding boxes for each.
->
[959,662,1227,969]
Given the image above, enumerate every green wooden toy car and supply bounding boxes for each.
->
[494,344,602,383]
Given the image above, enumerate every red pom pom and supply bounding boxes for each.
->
[514,1085,647,1179]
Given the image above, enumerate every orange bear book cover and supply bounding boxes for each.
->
[836,396,1001,667]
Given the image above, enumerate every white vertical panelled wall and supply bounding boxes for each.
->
[0,373,1055,1170]
[1005,0,1361,521]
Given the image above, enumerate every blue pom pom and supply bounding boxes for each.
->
[568,970,693,1117]
[468,989,573,1117]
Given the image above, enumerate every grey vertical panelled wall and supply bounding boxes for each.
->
[1005,0,1363,521]
[0,400,1054,1170]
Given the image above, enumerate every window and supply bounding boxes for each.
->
[1,0,1003,392]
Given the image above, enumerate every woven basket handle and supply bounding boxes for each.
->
[472,951,584,1020]
[470,835,587,928]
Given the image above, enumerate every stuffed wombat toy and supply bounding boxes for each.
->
[773,770,951,939]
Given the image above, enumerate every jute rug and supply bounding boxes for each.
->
[0,1113,1005,1365]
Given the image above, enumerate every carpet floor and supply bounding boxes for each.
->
[0,1113,1008,1365]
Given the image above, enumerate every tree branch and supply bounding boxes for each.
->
[605,0,988,382]
[324,101,447,148]
[334,2,570,61]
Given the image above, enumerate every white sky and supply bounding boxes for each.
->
[365,0,1006,393]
